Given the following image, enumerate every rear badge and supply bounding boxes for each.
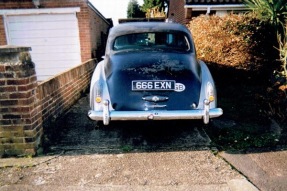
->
[142,95,169,102]
[175,83,185,92]
[132,80,185,92]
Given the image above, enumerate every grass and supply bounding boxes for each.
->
[121,145,133,152]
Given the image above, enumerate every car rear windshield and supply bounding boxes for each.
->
[113,32,191,52]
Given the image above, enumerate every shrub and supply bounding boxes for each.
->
[243,0,287,36]
[265,26,287,122]
[188,13,286,123]
[277,25,287,80]
[187,14,278,72]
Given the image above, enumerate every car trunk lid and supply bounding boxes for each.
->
[105,51,201,111]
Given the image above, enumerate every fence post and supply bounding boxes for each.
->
[0,45,42,157]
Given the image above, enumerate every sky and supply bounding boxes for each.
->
[89,0,144,25]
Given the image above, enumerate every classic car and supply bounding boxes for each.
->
[88,22,223,125]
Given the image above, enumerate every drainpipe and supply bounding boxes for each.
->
[32,0,41,8]
[206,6,211,14]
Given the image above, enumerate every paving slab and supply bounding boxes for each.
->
[0,184,237,191]
[0,95,258,191]
[220,149,287,191]
[0,151,256,191]
[0,155,61,168]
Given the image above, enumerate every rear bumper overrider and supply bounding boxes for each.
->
[88,99,223,125]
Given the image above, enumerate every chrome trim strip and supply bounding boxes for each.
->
[146,105,167,108]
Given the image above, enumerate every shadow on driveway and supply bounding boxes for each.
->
[44,94,211,156]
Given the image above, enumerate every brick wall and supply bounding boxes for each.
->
[0,46,95,157]
[0,46,41,156]
[37,58,95,123]
[168,0,189,24]
[0,16,7,45]
[0,0,110,62]
[88,6,110,59]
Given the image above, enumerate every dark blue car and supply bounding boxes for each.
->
[88,22,222,125]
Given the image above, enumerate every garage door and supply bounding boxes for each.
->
[6,13,81,81]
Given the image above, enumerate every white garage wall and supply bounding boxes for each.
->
[5,13,81,81]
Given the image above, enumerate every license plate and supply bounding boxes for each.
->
[132,80,175,91]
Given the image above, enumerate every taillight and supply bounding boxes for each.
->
[207,82,214,102]
[94,81,102,103]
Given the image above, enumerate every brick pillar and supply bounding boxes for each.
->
[0,45,42,157]
[168,0,188,24]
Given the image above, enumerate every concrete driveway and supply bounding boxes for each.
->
[0,95,258,191]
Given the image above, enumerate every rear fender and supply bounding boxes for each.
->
[90,60,112,111]
[197,61,217,109]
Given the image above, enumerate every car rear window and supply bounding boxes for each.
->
[113,32,191,52]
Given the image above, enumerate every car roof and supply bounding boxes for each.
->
[108,22,192,38]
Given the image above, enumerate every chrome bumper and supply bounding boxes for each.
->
[88,100,223,125]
